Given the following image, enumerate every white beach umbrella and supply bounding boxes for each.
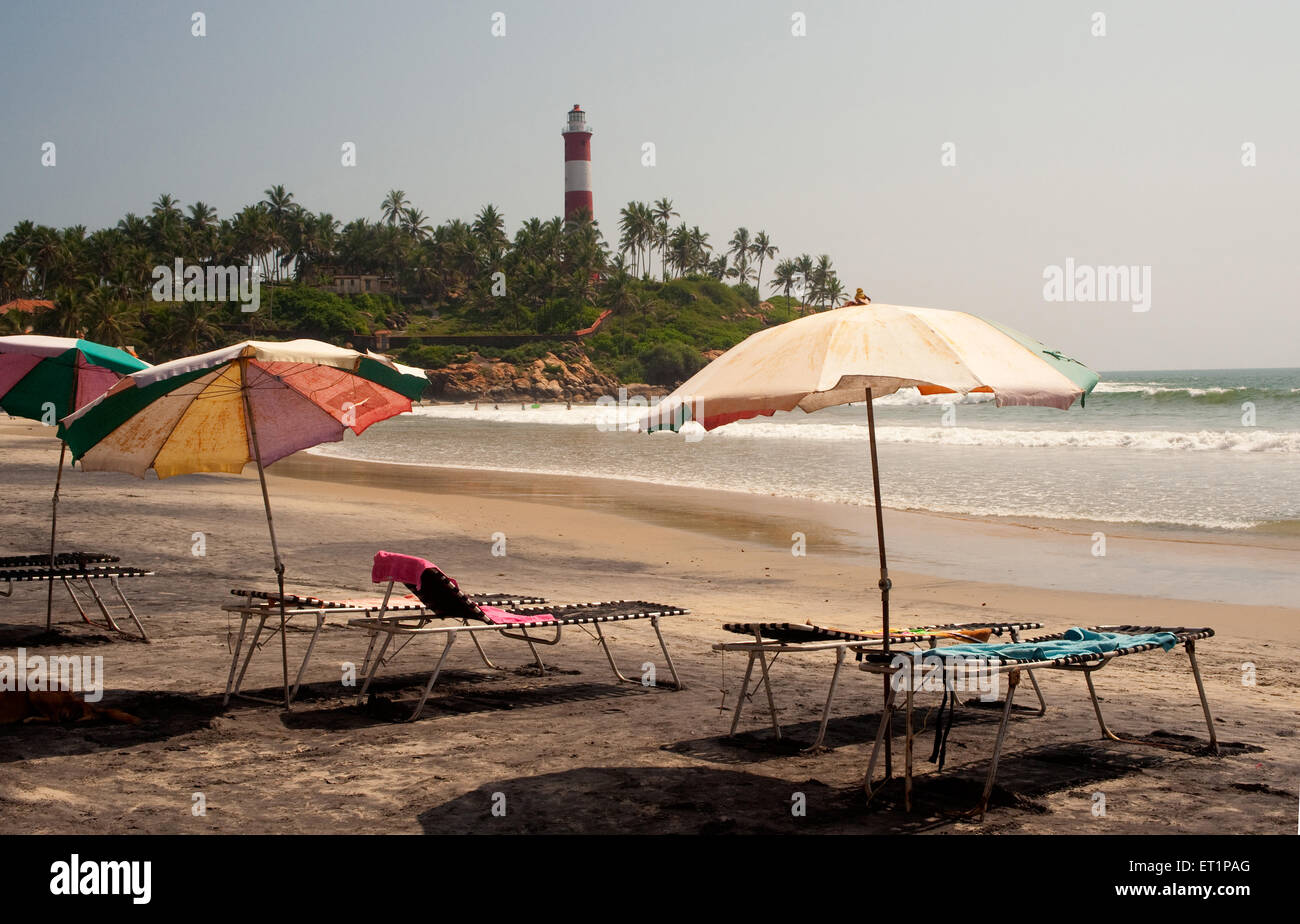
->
[642,303,1100,772]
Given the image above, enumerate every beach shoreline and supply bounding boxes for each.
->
[1,417,1296,834]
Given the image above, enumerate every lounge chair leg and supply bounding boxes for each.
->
[754,647,782,740]
[409,634,457,721]
[904,681,914,812]
[232,614,270,701]
[1009,627,1045,715]
[652,615,684,690]
[359,628,381,678]
[802,646,846,754]
[467,629,501,670]
[518,627,545,675]
[358,632,394,703]
[594,623,635,684]
[110,576,149,642]
[1186,641,1219,755]
[973,668,1020,820]
[81,575,123,633]
[63,577,91,625]
[864,677,900,800]
[1083,667,1119,742]
[290,611,326,702]
[223,612,252,706]
[728,652,757,736]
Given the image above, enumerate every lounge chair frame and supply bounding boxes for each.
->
[350,597,687,721]
[859,625,1218,817]
[221,587,546,707]
[713,621,1045,751]
[1,554,152,641]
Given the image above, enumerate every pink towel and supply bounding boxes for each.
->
[479,605,555,625]
[372,550,446,587]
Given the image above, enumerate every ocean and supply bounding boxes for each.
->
[311,368,1300,533]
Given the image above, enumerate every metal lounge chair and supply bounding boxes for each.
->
[858,625,1218,817]
[349,552,687,721]
[221,587,546,707]
[0,551,153,640]
[713,620,1046,751]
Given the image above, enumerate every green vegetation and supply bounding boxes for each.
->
[1,188,848,385]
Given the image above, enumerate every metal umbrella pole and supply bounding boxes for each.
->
[865,387,892,779]
[46,441,67,631]
[241,375,291,709]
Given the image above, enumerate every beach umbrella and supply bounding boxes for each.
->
[58,339,429,707]
[0,335,150,628]
[642,303,1099,772]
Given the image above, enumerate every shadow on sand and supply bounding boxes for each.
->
[415,740,1195,834]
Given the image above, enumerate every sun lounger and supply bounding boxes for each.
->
[858,625,1218,817]
[221,587,547,707]
[348,551,687,720]
[713,620,1046,751]
[0,551,153,640]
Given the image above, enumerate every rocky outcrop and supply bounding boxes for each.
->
[423,351,655,402]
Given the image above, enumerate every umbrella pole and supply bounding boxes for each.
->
[242,385,291,710]
[865,388,892,779]
[46,440,67,632]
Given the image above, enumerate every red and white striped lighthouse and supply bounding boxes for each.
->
[562,105,593,222]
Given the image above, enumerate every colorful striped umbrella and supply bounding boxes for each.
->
[1,335,150,628]
[59,339,429,705]
[642,303,1098,773]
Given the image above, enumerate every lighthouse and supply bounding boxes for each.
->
[562,105,593,222]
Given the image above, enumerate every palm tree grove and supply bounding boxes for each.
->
[0,189,848,391]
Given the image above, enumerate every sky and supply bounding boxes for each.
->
[1,0,1296,371]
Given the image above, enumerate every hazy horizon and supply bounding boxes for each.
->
[1,0,1296,371]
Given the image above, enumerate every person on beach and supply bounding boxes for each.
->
[848,288,871,306]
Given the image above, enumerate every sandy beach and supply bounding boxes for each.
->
[1,416,1296,834]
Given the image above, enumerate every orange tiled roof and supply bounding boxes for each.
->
[1,299,55,314]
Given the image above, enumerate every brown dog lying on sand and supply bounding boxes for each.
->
[0,691,140,726]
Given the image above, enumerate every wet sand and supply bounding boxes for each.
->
[0,418,1296,833]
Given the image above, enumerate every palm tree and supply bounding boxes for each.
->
[794,254,814,314]
[811,254,834,311]
[30,227,65,296]
[167,301,221,355]
[687,226,712,275]
[652,198,678,280]
[261,185,295,223]
[81,289,136,346]
[149,194,184,259]
[186,202,219,262]
[770,259,796,321]
[823,274,845,310]
[380,190,409,226]
[727,228,753,286]
[472,205,508,266]
[260,186,296,280]
[401,207,433,241]
[618,202,657,278]
[749,230,777,296]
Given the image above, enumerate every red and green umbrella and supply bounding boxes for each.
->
[0,335,150,627]
[59,339,429,705]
